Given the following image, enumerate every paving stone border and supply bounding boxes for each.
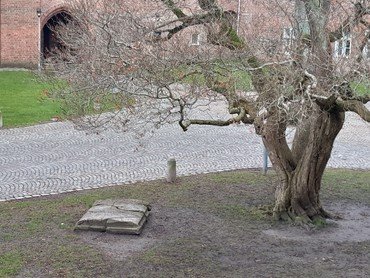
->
[0,68,30,72]
[0,106,369,202]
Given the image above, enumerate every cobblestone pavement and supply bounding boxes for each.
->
[0,110,369,201]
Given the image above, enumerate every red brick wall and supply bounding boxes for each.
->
[0,0,38,67]
[0,0,229,68]
[0,0,368,68]
[0,0,66,68]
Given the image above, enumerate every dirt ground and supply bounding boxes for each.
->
[1,170,369,278]
[80,201,370,278]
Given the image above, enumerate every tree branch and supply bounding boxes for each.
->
[307,90,370,121]
[161,0,186,18]
[198,0,219,12]
[330,1,370,42]
[179,107,247,131]
[356,26,370,62]
[157,1,244,50]
[340,94,370,103]
[164,13,214,39]
[336,99,370,122]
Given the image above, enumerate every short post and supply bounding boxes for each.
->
[263,145,268,175]
[167,158,176,183]
[0,112,3,128]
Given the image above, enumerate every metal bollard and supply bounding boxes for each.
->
[0,112,3,128]
[263,145,268,175]
[167,158,176,183]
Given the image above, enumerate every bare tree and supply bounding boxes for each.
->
[48,0,370,224]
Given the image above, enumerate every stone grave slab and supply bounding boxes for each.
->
[75,199,151,235]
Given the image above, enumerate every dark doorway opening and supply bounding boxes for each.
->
[42,12,72,59]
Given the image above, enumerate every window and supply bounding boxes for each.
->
[282,27,295,55]
[283,28,295,42]
[334,31,351,58]
[191,33,200,45]
[363,31,370,59]
[362,40,370,59]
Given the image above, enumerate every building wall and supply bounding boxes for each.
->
[0,0,368,68]
[0,0,239,68]
[0,0,66,68]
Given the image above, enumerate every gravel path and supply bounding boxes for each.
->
[0,109,369,202]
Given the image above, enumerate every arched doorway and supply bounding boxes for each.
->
[41,11,72,59]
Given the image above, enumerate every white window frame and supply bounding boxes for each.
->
[362,31,370,59]
[362,40,370,59]
[334,31,351,58]
[191,33,200,46]
[282,27,295,56]
[365,40,370,59]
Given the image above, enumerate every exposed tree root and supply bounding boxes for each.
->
[273,207,339,228]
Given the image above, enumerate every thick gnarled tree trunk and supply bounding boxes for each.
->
[262,106,345,223]
[256,0,350,223]
[51,0,370,225]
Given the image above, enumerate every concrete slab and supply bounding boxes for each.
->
[75,199,151,235]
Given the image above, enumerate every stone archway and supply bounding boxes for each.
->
[41,11,72,60]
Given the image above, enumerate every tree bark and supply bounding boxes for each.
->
[261,106,345,223]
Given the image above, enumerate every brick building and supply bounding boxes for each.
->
[0,0,368,69]
[0,0,68,68]
[0,0,235,68]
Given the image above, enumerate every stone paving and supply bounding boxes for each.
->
[0,109,369,202]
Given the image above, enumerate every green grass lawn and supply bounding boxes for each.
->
[0,169,369,277]
[0,69,366,129]
[173,62,254,91]
[0,71,61,128]
[352,79,370,96]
